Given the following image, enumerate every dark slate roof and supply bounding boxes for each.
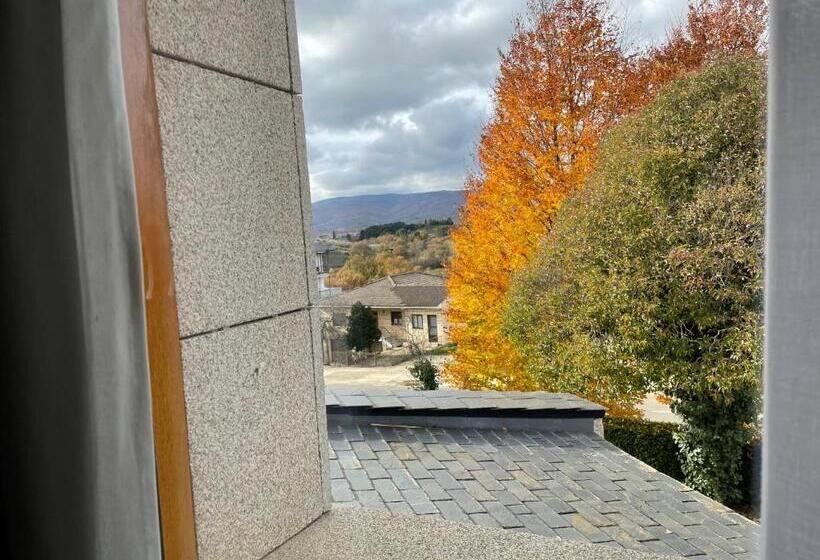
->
[318,272,446,309]
[268,507,678,560]
[325,387,606,418]
[327,423,759,560]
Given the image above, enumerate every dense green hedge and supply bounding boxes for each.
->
[604,416,761,510]
[603,417,684,480]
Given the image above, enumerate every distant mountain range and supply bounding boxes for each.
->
[311,190,465,234]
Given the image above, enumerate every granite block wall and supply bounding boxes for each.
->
[147,1,328,558]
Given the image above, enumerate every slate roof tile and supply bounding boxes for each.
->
[520,514,559,537]
[325,387,605,418]
[328,421,759,559]
[469,513,500,528]
[434,500,470,523]
[318,272,446,309]
[373,478,403,503]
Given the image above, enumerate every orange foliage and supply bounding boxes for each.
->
[326,252,418,290]
[633,0,768,103]
[445,0,767,391]
[446,0,634,390]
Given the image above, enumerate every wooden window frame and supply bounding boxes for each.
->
[118,2,198,558]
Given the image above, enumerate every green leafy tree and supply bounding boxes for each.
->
[345,302,382,351]
[504,57,765,503]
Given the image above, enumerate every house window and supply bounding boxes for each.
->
[427,315,438,342]
[331,312,347,327]
[391,311,402,326]
[411,314,423,329]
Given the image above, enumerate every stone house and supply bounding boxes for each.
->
[318,272,448,353]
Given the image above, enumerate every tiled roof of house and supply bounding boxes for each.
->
[326,388,759,560]
[318,272,446,309]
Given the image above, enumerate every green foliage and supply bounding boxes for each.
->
[409,356,439,390]
[604,415,762,511]
[671,389,758,504]
[346,302,381,351]
[603,417,683,481]
[504,57,766,501]
[428,342,457,356]
[359,219,453,240]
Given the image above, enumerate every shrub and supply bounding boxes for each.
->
[504,57,766,502]
[428,342,456,356]
[671,389,758,504]
[603,417,683,481]
[409,357,439,390]
[604,415,762,511]
[345,302,381,351]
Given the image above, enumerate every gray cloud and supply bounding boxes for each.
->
[295,0,688,201]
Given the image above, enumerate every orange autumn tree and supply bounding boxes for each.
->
[445,0,635,390]
[446,0,767,392]
[632,0,767,103]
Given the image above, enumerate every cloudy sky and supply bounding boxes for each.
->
[295,0,689,201]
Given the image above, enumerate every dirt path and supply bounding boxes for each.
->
[323,355,450,389]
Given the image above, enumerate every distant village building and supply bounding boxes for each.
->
[318,272,448,364]
[314,241,348,298]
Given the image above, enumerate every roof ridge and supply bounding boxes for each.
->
[353,275,392,289]
[357,271,441,288]
[390,271,442,278]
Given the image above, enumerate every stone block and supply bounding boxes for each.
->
[180,311,323,559]
[149,0,292,89]
[153,56,308,335]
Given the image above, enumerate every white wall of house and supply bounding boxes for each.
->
[375,308,448,347]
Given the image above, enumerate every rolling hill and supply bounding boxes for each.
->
[311,190,465,234]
